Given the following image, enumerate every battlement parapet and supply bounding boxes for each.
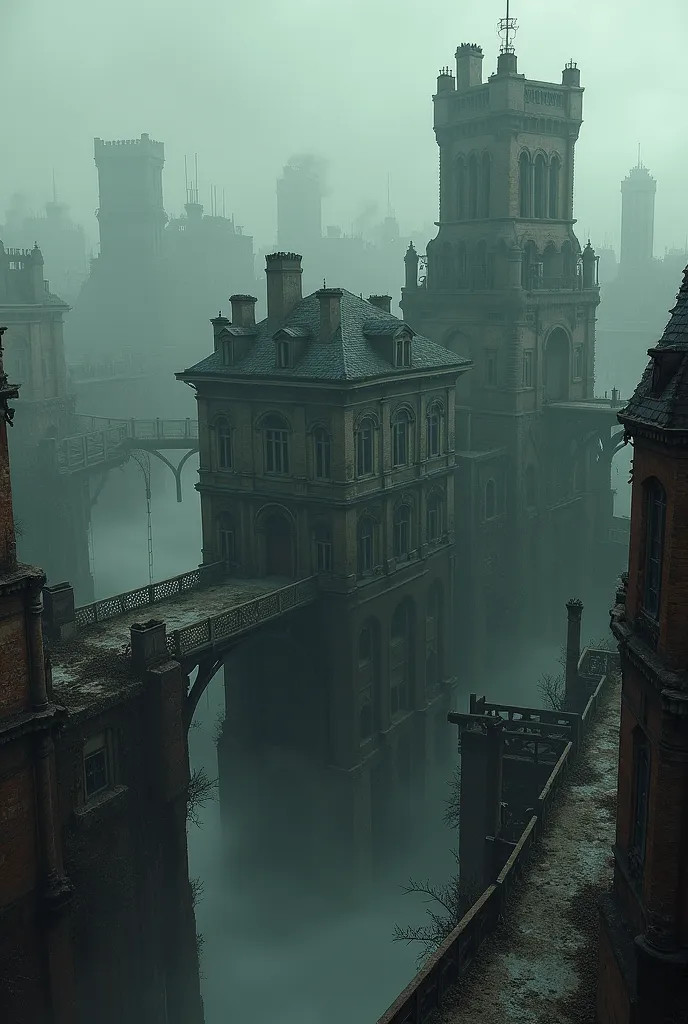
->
[94,133,164,159]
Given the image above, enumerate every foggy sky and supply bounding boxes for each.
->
[3,0,687,256]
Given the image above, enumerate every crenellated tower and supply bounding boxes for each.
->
[401,26,621,682]
[94,133,167,261]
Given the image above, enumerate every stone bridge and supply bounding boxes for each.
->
[44,562,319,729]
[51,415,200,500]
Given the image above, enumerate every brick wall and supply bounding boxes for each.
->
[0,598,31,715]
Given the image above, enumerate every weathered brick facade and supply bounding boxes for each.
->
[0,328,204,1023]
[598,264,688,1022]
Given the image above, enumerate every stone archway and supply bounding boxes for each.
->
[544,327,570,402]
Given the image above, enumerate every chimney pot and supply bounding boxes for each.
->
[43,582,76,642]
[317,287,343,342]
[368,295,392,314]
[229,294,257,328]
[265,252,303,323]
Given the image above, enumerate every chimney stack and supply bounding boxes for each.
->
[230,294,257,328]
[210,312,230,351]
[266,252,303,323]
[368,295,392,314]
[317,288,343,342]
[455,43,484,91]
[130,619,168,674]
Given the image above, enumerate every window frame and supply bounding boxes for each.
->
[426,493,443,544]
[392,410,412,468]
[264,418,290,475]
[83,732,111,802]
[572,344,584,381]
[357,517,376,576]
[522,349,534,388]
[355,419,374,477]
[643,479,666,620]
[393,503,412,559]
[314,524,333,573]
[276,339,292,369]
[218,516,235,564]
[313,426,332,480]
[427,406,442,458]
[216,417,233,471]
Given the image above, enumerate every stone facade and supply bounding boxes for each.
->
[599,264,688,1022]
[177,255,467,891]
[401,44,621,681]
[0,243,93,602]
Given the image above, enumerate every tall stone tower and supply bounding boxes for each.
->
[402,37,620,678]
[599,264,688,1023]
[620,159,657,269]
[94,133,167,261]
[276,160,322,256]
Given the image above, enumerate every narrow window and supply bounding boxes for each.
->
[485,478,497,520]
[573,345,583,381]
[264,416,290,475]
[485,349,498,387]
[630,730,650,876]
[522,349,533,388]
[219,516,235,564]
[533,155,546,218]
[426,494,442,543]
[222,339,233,366]
[392,411,411,467]
[643,480,666,619]
[357,517,375,575]
[468,154,479,219]
[276,340,291,368]
[427,407,441,457]
[313,427,331,479]
[355,419,374,476]
[217,417,232,470]
[456,158,466,219]
[393,504,412,559]
[549,157,560,218]
[519,152,532,217]
[314,524,332,573]
[394,336,412,368]
[84,733,109,800]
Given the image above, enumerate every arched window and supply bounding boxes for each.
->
[542,242,559,287]
[393,503,412,559]
[263,414,290,475]
[426,403,442,458]
[426,492,443,543]
[468,154,479,219]
[215,416,232,471]
[548,157,560,219]
[456,158,466,219]
[357,515,376,575]
[390,601,413,717]
[391,409,412,467]
[425,583,443,695]
[484,478,497,520]
[473,240,488,289]
[544,328,570,401]
[313,522,332,573]
[218,512,236,565]
[355,417,375,476]
[457,242,468,287]
[519,152,532,218]
[358,621,378,742]
[313,426,331,479]
[480,152,491,218]
[643,479,666,620]
[525,465,537,508]
[533,154,546,218]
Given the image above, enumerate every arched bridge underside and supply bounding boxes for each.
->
[49,415,200,502]
[45,563,319,732]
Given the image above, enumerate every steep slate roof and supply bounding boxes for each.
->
[180,289,468,383]
[620,263,688,434]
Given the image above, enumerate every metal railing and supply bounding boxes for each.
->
[54,417,199,473]
[376,648,615,1024]
[166,576,319,660]
[74,562,224,628]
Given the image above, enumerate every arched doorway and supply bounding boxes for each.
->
[263,512,294,578]
[544,328,570,401]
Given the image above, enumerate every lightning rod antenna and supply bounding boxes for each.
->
[184,156,189,204]
[498,0,518,54]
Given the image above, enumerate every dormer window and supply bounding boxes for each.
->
[222,339,233,366]
[276,339,292,369]
[394,333,412,368]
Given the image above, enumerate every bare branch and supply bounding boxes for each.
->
[187,767,217,828]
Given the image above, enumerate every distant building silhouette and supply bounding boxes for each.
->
[276,160,323,256]
[620,160,657,269]
[94,133,167,261]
